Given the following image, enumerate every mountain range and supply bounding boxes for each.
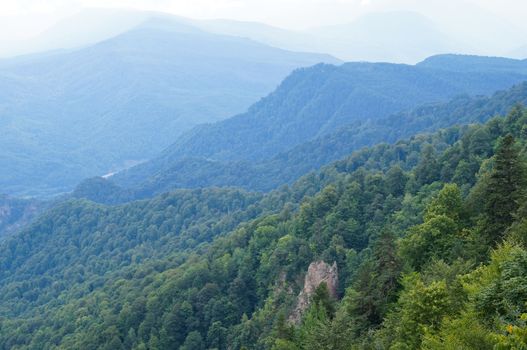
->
[2,8,525,63]
[1,11,527,347]
[87,55,527,203]
[75,80,527,204]
[0,17,336,196]
[6,27,527,198]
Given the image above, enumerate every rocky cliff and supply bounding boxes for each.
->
[289,260,338,323]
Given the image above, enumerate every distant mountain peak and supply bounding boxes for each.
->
[418,54,527,72]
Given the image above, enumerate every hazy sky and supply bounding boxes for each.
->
[1,0,526,39]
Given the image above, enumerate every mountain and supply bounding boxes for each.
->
[0,17,337,197]
[193,10,525,63]
[1,10,448,63]
[4,8,523,64]
[75,81,527,204]
[133,55,527,164]
[417,54,527,73]
[0,9,151,58]
[108,55,527,198]
[308,11,461,63]
[2,105,527,349]
[2,11,438,64]
[0,9,305,60]
[509,44,527,59]
[184,18,313,54]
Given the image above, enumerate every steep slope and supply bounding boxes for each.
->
[2,106,527,349]
[0,17,337,197]
[112,56,527,194]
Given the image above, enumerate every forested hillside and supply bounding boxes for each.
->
[0,17,336,197]
[2,105,527,349]
[79,81,527,203]
[120,56,527,170]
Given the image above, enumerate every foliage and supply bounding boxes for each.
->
[2,107,527,349]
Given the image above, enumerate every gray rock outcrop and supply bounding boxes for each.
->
[289,260,338,323]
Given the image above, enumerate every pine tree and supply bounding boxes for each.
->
[312,282,336,318]
[275,312,294,341]
[347,230,401,331]
[372,230,401,315]
[483,134,525,244]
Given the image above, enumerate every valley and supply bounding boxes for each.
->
[1,4,527,350]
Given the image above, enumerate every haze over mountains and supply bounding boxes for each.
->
[1,7,525,63]
[0,16,336,196]
[0,9,524,201]
[109,55,527,179]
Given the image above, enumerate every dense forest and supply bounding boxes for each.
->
[2,103,527,349]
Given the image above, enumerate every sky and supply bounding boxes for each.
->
[1,0,526,39]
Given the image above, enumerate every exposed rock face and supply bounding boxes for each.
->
[289,261,338,323]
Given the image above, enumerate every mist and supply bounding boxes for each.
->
[1,0,525,62]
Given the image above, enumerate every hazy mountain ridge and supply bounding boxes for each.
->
[109,55,527,196]
[307,11,461,63]
[417,53,527,72]
[0,17,337,197]
[3,8,524,63]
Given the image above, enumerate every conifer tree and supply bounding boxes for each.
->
[312,282,336,318]
[483,134,525,244]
